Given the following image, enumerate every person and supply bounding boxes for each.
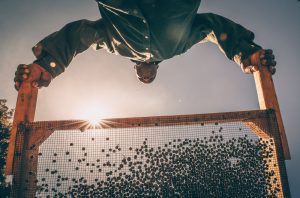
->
[14,0,276,90]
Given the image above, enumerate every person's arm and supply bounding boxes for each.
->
[32,19,107,78]
[188,13,276,74]
[14,19,108,90]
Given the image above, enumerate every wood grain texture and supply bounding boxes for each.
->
[254,66,290,160]
[5,82,38,175]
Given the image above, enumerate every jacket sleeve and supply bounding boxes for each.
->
[188,13,262,66]
[32,19,107,78]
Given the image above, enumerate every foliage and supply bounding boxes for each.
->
[0,99,13,197]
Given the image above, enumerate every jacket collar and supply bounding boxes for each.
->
[97,0,144,18]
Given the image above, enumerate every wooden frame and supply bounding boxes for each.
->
[5,68,291,197]
[9,110,291,198]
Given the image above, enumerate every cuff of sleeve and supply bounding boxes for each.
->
[33,55,64,78]
[233,40,262,66]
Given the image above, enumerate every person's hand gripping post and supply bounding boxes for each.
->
[241,49,276,75]
[14,63,52,91]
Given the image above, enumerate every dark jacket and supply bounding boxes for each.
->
[33,0,261,78]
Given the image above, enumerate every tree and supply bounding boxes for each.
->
[0,99,13,197]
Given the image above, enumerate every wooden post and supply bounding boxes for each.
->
[254,67,290,160]
[5,82,38,175]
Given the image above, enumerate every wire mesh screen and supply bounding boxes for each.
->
[12,110,290,198]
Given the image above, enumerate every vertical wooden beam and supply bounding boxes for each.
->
[267,112,291,198]
[254,66,290,160]
[5,82,38,175]
[23,147,39,198]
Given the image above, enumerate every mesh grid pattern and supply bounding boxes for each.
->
[34,121,281,197]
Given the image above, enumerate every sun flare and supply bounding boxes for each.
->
[79,103,112,128]
[86,115,101,126]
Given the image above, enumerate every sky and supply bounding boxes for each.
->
[0,0,299,196]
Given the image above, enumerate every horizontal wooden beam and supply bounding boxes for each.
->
[28,109,273,131]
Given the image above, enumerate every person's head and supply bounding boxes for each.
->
[134,61,159,84]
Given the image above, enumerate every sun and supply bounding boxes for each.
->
[75,101,113,128]
[83,110,105,128]
[80,106,104,127]
[86,114,101,126]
